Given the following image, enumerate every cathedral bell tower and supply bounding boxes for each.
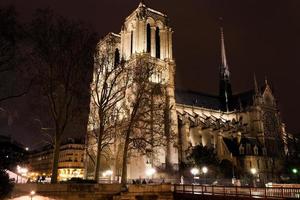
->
[120,2,179,174]
[120,2,173,61]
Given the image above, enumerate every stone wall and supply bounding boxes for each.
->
[12,184,174,200]
[12,183,122,200]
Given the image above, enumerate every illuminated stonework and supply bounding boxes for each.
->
[86,2,288,183]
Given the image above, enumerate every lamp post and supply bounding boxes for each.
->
[202,166,208,184]
[190,168,199,184]
[30,191,35,200]
[250,168,257,187]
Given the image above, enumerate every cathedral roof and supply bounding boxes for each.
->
[175,90,222,110]
[230,90,255,110]
[175,84,268,112]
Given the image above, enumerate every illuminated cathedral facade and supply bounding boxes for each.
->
[85,3,288,183]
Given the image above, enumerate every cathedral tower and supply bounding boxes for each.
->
[120,2,173,61]
[86,2,179,179]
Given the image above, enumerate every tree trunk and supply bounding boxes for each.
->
[51,135,61,183]
[94,123,104,182]
[121,128,131,185]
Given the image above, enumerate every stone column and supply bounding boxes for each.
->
[132,28,136,54]
[120,30,124,58]
[139,20,146,53]
[181,115,190,162]
[168,29,173,60]
[135,20,140,53]
[217,130,224,157]
[124,32,130,59]
[160,29,166,59]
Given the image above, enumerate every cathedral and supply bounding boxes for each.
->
[85,2,288,183]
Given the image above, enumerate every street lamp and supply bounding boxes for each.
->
[250,168,257,175]
[202,166,208,184]
[250,168,257,187]
[30,191,35,200]
[190,168,199,184]
[292,168,298,174]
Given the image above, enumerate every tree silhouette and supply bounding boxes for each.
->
[188,144,219,167]
[29,8,97,183]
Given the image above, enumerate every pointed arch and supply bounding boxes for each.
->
[114,48,120,67]
[147,23,151,53]
[155,27,160,59]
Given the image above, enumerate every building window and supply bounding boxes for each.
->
[254,146,258,155]
[155,27,160,59]
[239,145,245,155]
[147,24,151,53]
[130,31,133,55]
[114,48,120,67]
[262,147,267,156]
[246,144,251,154]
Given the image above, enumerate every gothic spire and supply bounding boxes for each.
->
[219,21,232,112]
[220,26,230,81]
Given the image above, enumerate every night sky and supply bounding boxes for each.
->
[0,0,300,148]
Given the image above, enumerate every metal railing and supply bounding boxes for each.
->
[173,184,300,199]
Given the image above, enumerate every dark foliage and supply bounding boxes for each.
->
[0,169,14,199]
[0,141,27,170]
[187,144,219,167]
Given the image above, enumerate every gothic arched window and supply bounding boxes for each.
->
[147,24,151,53]
[155,27,160,59]
[114,48,120,67]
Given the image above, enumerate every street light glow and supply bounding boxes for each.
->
[102,170,113,177]
[190,168,199,176]
[292,168,298,174]
[145,167,156,177]
[250,168,257,175]
[30,191,35,195]
[17,165,28,176]
[202,166,208,174]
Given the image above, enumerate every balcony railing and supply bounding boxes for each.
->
[173,184,300,199]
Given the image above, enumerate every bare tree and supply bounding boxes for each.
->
[87,36,129,182]
[29,9,97,183]
[120,56,173,184]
